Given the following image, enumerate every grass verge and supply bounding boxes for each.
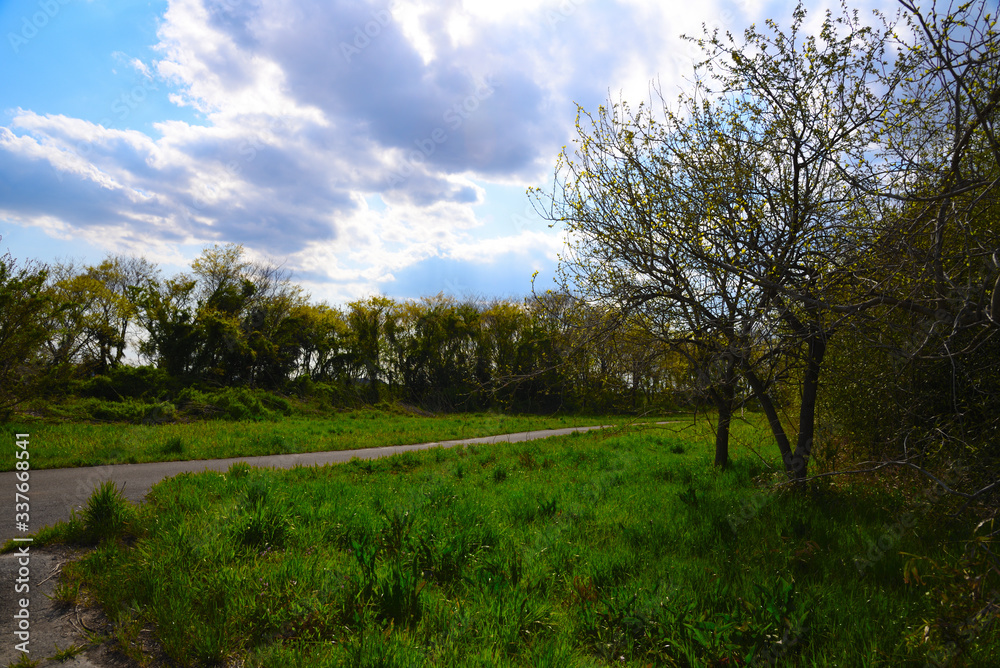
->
[36,418,1000,666]
[0,409,636,471]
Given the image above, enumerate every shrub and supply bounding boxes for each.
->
[77,366,176,401]
[143,402,176,424]
[77,374,118,401]
[258,390,292,416]
[175,386,291,421]
[213,387,266,420]
[80,398,158,423]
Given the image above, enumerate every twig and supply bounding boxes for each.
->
[775,459,995,501]
[37,560,65,586]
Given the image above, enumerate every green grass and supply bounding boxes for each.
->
[5,654,39,668]
[49,643,86,661]
[0,409,633,471]
[38,418,998,666]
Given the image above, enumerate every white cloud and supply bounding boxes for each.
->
[2,0,815,303]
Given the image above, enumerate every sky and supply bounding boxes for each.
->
[0,0,844,306]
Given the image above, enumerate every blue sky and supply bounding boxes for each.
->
[1,0,835,305]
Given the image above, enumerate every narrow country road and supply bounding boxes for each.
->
[1,424,613,549]
[1,424,614,667]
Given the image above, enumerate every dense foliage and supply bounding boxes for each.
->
[0,241,710,418]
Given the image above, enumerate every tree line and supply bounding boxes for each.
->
[0,242,714,417]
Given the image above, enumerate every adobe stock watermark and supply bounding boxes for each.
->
[54,70,161,184]
[660,2,755,80]
[385,75,498,188]
[751,619,808,666]
[443,276,473,299]
[186,115,290,213]
[340,0,401,63]
[341,0,590,61]
[853,460,969,576]
[7,0,73,54]
[542,0,589,29]
[726,486,773,535]
[511,202,544,235]
[218,117,289,180]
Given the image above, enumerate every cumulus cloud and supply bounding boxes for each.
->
[1,0,755,302]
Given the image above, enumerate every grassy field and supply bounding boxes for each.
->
[0,409,627,471]
[27,416,997,667]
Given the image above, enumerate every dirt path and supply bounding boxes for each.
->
[0,424,611,667]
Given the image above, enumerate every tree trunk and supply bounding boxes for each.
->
[714,393,732,469]
[743,365,795,475]
[710,358,737,469]
[791,332,827,480]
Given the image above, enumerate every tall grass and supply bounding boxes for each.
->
[0,410,625,471]
[46,420,997,666]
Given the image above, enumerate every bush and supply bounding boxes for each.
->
[175,386,292,421]
[76,366,176,401]
[76,374,118,401]
[78,398,155,423]
[142,401,176,424]
[213,387,270,420]
[258,390,292,416]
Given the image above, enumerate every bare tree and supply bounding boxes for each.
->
[535,2,905,477]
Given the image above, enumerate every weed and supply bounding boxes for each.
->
[416,531,471,585]
[518,450,538,470]
[231,503,290,549]
[49,643,85,661]
[652,466,675,482]
[82,481,133,543]
[678,485,698,507]
[376,555,426,626]
[6,653,39,667]
[161,435,184,454]
[228,461,253,479]
[47,580,80,607]
[42,417,987,666]
[379,508,415,556]
[242,478,272,510]
[2,411,615,472]
[538,496,558,518]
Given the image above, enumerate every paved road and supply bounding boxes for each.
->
[1,424,611,546]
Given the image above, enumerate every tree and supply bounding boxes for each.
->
[42,261,105,369]
[140,243,308,386]
[346,296,397,401]
[478,298,564,411]
[825,0,1000,477]
[0,246,55,416]
[290,303,355,382]
[534,2,909,476]
[135,275,200,377]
